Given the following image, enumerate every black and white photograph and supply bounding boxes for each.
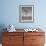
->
[19,5,34,23]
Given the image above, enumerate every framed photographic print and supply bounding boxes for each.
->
[19,5,34,23]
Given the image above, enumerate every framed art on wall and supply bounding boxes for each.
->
[19,5,34,23]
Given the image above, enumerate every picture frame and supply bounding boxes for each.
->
[19,5,34,23]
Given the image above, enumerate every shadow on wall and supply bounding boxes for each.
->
[0,24,7,43]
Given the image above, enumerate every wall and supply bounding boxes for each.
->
[0,0,46,29]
